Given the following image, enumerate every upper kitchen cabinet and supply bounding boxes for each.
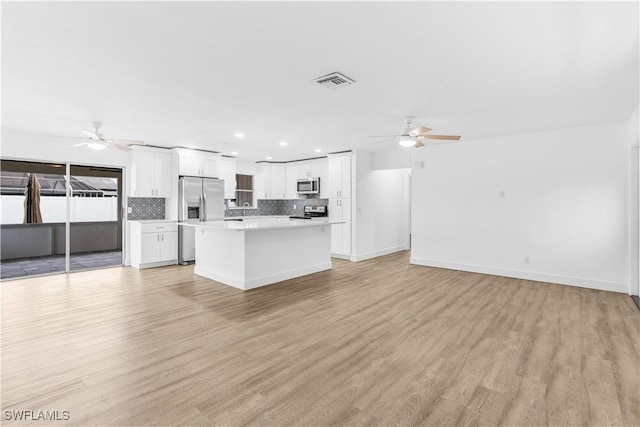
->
[327,153,351,199]
[311,159,328,198]
[174,148,221,178]
[218,157,237,199]
[269,164,286,199]
[130,146,172,197]
[284,158,328,198]
[257,163,286,199]
[284,163,301,199]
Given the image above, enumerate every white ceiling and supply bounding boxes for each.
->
[2,1,638,162]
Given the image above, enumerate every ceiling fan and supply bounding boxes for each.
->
[72,121,145,151]
[369,116,461,148]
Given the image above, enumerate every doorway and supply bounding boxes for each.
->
[0,160,123,279]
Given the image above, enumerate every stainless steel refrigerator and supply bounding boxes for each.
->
[178,176,225,264]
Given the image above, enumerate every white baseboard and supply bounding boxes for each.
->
[195,262,332,291]
[351,244,410,262]
[409,257,627,294]
[244,262,331,290]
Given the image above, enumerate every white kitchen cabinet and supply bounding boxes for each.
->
[328,153,351,199]
[269,164,286,199]
[218,158,237,199]
[130,147,172,197]
[329,198,351,258]
[285,163,301,198]
[130,221,178,268]
[175,148,220,178]
[312,159,328,198]
[283,158,327,198]
[256,163,287,199]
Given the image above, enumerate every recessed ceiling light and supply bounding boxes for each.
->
[279,141,288,146]
[314,148,322,153]
[234,132,244,138]
[266,156,273,160]
[187,145,196,149]
[231,151,239,155]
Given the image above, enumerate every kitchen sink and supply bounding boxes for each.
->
[224,218,243,221]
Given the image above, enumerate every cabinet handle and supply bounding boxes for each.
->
[157,234,159,242]
[162,234,164,241]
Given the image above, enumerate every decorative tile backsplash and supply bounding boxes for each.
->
[225,198,328,217]
[128,197,165,220]
[225,207,259,217]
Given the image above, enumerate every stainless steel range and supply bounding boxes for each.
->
[289,205,328,220]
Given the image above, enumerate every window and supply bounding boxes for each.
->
[235,174,254,207]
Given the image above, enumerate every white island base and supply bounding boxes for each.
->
[193,221,333,290]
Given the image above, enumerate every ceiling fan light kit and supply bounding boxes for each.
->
[399,137,416,147]
[87,140,106,150]
[368,116,461,149]
[72,121,145,151]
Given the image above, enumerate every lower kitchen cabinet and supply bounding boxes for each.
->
[130,221,178,268]
[329,198,351,259]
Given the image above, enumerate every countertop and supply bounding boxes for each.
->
[179,218,342,231]
[127,219,177,223]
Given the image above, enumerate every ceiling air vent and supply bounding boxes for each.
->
[313,72,355,89]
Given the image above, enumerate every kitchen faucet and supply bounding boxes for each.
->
[243,202,250,216]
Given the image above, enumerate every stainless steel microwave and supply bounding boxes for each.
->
[297,178,320,194]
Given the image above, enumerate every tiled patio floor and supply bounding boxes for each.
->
[1,250,122,280]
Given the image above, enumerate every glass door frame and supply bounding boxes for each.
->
[0,157,126,278]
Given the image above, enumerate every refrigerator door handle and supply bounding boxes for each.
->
[179,178,186,221]
[198,194,203,222]
[202,192,207,221]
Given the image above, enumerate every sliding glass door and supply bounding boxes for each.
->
[0,160,123,279]
[68,165,123,272]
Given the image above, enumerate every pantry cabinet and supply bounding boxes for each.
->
[329,198,351,258]
[327,153,351,199]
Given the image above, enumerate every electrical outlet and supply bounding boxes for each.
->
[127,207,132,214]
[523,256,530,264]
[293,204,296,210]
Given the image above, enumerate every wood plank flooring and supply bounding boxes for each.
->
[2,251,639,426]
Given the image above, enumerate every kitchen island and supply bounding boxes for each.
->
[180,218,341,290]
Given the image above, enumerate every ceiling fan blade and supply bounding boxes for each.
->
[409,126,432,137]
[81,129,100,140]
[368,135,401,138]
[109,138,145,145]
[109,143,132,151]
[415,140,425,148]
[71,141,88,147]
[422,134,461,140]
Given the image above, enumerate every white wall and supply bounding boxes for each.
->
[410,121,630,293]
[236,160,257,176]
[628,104,640,295]
[352,150,410,262]
[1,195,118,224]
[371,148,412,170]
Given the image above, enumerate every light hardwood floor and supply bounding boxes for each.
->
[2,251,639,426]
